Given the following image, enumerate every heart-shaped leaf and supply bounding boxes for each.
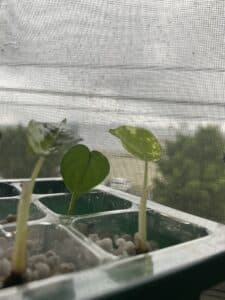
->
[60,144,110,193]
[109,126,161,161]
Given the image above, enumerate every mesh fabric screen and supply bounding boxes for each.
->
[1,0,225,223]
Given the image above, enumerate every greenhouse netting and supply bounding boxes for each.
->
[1,1,225,299]
[1,0,225,221]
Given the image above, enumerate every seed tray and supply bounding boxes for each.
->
[0,178,224,300]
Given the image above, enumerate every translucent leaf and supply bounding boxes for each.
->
[27,119,77,156]
[109,126,161,161]
[60,144,110,193]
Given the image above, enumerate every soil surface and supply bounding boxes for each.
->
[88,232,159,256]
[0,234,97,288]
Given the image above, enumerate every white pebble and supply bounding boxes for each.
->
[32,254,47,263]
[114,245,125,256]
[121,234,132,241]
[88,234,99,242]
[35,262,50,279]
[46,255,60,269]
[59,262,75,273]
[96,238,113,252]
[28,254,47,268]
[124,241,136,255]
[115,238,126,247]
[46,250,56,257]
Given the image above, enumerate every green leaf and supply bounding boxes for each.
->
[60,144,110,193]
[27,119,77,156]
[109,126,161,161]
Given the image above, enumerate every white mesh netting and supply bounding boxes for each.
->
[1,0,225,222]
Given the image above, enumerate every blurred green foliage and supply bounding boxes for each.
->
[153,126,225,223]
[0,124,79,179]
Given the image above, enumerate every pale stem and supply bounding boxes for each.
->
[12,156,45,274]
[67,191,79,215]
[138,160,149,252]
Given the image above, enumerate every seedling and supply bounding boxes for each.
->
[4,119,75,287]
[60,144,110,215]
[109,126,161,253]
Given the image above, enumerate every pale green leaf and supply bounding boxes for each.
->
[109,126,161,161]
[27,119,78,156]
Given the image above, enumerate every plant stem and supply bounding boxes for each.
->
[11,156,45,274]
[138,160,149,252]
[67,191,79,215]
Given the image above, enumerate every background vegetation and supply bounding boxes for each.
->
[152,126,225,222]
[1,124,225,223]
[0,124,79,178]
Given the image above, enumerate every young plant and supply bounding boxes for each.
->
[4,119,75,287]
[60,144,110,215]
[109,126,161,253]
